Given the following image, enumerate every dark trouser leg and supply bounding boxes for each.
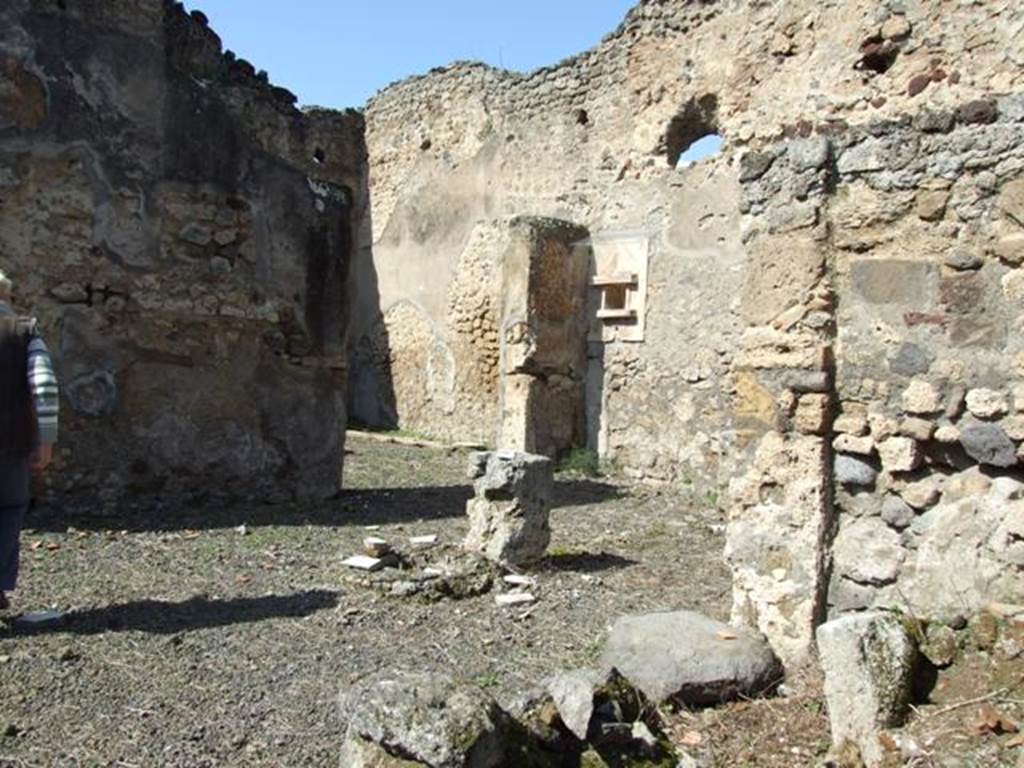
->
[0,503,27,592]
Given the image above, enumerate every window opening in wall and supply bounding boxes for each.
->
[664,93,720,168]
[593,272,638,321]
[588,233,648,343]
[675,134,723,168]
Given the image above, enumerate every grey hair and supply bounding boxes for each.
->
[0,270,11,299]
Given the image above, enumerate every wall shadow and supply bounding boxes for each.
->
[346,157,398,428]
[539,551,637,574]
[28,484,474,533]
[552,478,623,508]
[29,474,622,533]
[30,477,618,534]
[11,589,339,637]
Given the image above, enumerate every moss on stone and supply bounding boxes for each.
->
[863,617,916,727]
[587,739,680,768]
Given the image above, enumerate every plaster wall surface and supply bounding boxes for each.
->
[0,0,366,502]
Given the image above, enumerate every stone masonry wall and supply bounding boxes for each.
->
[0,0,366,502]
[359,0,1024,665]
[730,98,1024,665]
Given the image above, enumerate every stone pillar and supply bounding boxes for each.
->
[464,449,554,568]
[725,137,838,667]
[726,427,833,667]
[817,612,917,768]
[497,217,589,458]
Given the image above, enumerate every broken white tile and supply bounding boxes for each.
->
[409,534,438,547]
[342,555,384,572]
[422,567,444,577]
[16,610,66,626]
[502,574,535,587]
[495,592,536,606]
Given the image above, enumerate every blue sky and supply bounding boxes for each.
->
[182,1,637,109]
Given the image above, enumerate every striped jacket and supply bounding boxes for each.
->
[0,301,59,445]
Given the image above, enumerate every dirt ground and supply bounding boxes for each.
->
[0,435,1019,768]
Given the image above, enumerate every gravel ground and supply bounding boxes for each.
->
[3,435,1016,767]
[0,435,733,767]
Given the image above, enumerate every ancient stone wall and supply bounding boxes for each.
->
[729,100,1024,664]
[358,2,749,477]
[0,0,365,502]
[359,0,1024,665]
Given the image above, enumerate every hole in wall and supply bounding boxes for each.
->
[420,138,432,151]
[312,147,326,165]
[674,134,724,168]
[663,93,720,168]
[857,39,900,74]
[575,108,590,126]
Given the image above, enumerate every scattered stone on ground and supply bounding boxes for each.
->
[343,554,386,572]
[503,574,535,587]
[2,437,1022,766]
[599,610,783,706]
[343,544,499,601]
[816,611,918,768]
[538,667,678,765]
[338,670,523,768]
[545,668,605,740]
[363,537,392,557]
[495,592,537,606]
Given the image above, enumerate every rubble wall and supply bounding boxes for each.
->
[0,0,366,502]
[361,0,1024,664]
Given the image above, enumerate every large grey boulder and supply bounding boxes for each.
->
[464,450,553,568]
[339,671,511,768]
[599,610,783,705]
[816,612,917,768]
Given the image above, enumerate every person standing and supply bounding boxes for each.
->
[0,270,59,611]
